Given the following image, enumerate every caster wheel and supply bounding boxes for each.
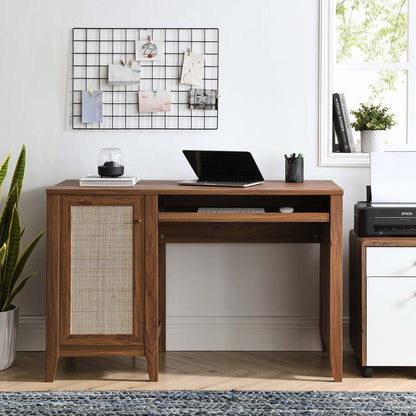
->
[362,366,374,378]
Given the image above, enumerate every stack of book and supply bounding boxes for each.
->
[333,93,354,153]
[79,174,139,186]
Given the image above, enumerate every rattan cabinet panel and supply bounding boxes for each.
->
[70,206,134,335]
[59,195,145,349]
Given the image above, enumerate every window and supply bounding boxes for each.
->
[319,0,413,166]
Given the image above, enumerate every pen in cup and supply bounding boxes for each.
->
[284,153,304,183]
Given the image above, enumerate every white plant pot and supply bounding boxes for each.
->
[0,305,18,370]
[360,130,387,153]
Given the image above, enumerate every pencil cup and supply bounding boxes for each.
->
[285,158,304,183]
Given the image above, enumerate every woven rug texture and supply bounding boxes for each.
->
[1,390,416,415]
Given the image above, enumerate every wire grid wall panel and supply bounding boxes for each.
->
[70,206,134,335]
[72,28,219,130]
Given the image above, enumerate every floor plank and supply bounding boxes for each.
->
[1,351,416,391]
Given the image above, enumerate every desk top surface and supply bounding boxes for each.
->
[47,180,343,195]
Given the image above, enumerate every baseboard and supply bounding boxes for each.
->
[16,315,351,352]
[167,316,352,351]
[17,316,46,351]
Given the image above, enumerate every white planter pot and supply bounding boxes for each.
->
[360,130,387,153]
[0,305,18,370]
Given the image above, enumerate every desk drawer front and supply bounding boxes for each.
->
[366,247,416,277]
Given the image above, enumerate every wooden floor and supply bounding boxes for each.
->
[1,351,416,392]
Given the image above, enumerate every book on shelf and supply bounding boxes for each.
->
[332,93,351,153]
[79,174,139,186]
[332,126,340,152]
[339,93,355,151]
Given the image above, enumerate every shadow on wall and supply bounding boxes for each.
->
[12,186,47,316]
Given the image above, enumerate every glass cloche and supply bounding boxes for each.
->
[98,148,124,177]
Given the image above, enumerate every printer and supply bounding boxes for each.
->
[354,200,416,237]
[354,152,416,237]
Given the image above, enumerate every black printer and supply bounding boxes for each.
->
[354,202,416,237]
[354,185,416,237]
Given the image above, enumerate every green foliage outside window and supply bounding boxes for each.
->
[336,0,408,101]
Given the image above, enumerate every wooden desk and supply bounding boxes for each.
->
[46,180,343,382]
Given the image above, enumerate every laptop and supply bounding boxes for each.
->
[179,150,264,187]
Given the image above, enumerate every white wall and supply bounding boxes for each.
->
[0,0,369,351]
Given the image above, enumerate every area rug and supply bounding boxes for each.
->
[1,390,416,415]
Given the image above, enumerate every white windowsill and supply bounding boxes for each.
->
[319,151,370,167]
[320,144,416,167]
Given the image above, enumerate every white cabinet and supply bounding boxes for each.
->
[349,231,416,377]
[367,277,416,366]
[367,247,416,277]
[366,247,416,366]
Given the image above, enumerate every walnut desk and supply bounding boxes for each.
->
[46,180,343,382]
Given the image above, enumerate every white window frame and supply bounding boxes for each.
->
[319,0,416,167]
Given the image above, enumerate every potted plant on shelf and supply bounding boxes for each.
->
[0,145,44,370]
[350,103,396,153]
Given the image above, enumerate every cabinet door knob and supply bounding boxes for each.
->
[135,219,142,224]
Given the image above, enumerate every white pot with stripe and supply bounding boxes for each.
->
[0,305,18,370]
[360,130,387,153]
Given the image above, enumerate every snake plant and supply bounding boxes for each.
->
[0,145,45,312]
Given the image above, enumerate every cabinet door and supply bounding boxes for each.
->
[367,276,416,366]
[60,195,145,348]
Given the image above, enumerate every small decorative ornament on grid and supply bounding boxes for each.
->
[141,35,158,59]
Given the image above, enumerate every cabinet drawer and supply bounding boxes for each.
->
[366,247,416,277]
[367,277,416,366]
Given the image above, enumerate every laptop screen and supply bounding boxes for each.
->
[183,150,264,182]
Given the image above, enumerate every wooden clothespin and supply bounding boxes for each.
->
[120,59,127,67]
[148,34,152,42]
[130,60,134,68]
[187,48,191,56]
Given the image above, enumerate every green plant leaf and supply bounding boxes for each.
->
[0,152,10,192]
[350,103,396,131]
[2,272,37,312]
[0,184,18,247]
[0,243,6,266]
[0,243,6,295]
[8,229,45,295]
[0,145,42,312]
[7,144,25,203]
[1,206,21,308]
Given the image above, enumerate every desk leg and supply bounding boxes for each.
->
[145,195,159,382]
[45,195,60,382]
[158,243,166,353]
[320,194,343,382]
